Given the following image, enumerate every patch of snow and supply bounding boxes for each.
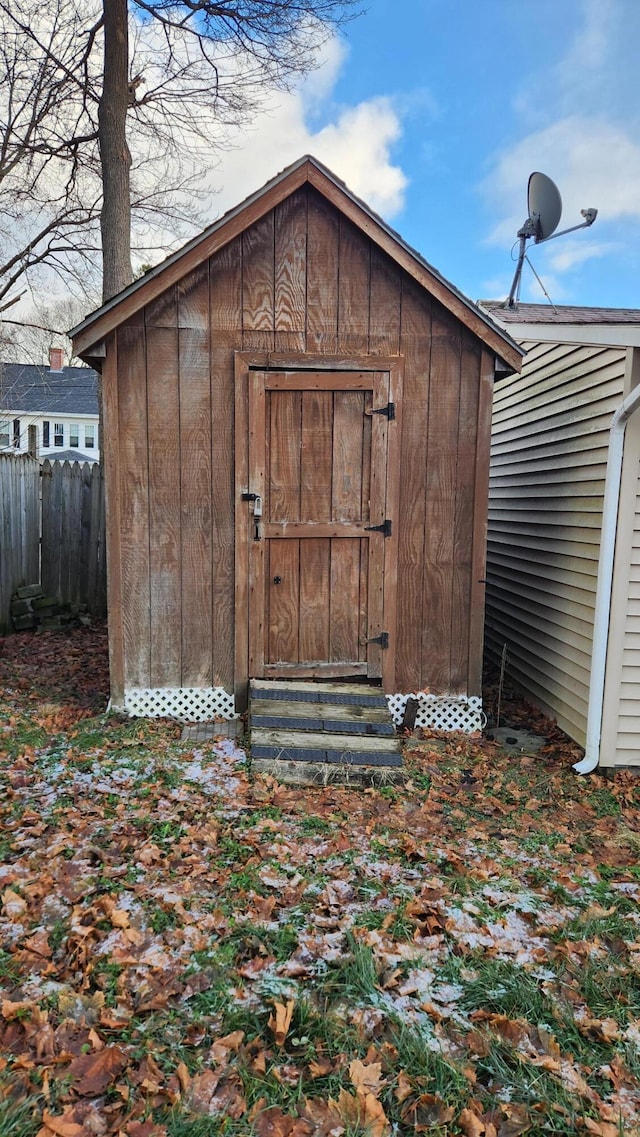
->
[0,864,27,882]
[397,968,436,998]
[21,977,68,1000]
[254,968,300,1001]
[482,885,540,914]
[0,919,26,944]
[432,982,464,1004]
[611,881,640,896]
[94,929,127,956]
[298,929,347,962]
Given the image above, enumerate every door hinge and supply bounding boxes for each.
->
[365,519,392,538]
[365,631,389,649]
[366,402,395,420]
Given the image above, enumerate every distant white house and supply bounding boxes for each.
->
[0,348,99,463]
[482,302,640,773]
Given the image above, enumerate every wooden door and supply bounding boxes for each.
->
[242,368,398,682]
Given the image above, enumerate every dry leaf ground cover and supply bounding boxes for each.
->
[0,625,639,1137]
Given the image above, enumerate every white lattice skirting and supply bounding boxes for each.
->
[123,687,237,722]
[386,693,485,733]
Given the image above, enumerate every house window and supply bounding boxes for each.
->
[12,419,20,448]
[84,424,95,449]
[0,420,9,449]
[69,423,79,448]
[42,421,50,447]
[54,423,64,447]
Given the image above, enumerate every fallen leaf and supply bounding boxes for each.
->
[68,1045,127,1095]
[2,999,35,1020]
[308,1056,333,1078]
[186,1069,221,1113]
[458,1107,486,1136]
[583,1122,621,1137]
[400,1092,455,1129]
[394,1071,413,1103]
[268,1000,295,1048]
[22,929,52,958]
[254,1106,310,1137]
[349,1058,384,1096]
[2,888,27,918]
[124,1123,169,1137]
[175,1061,191,1092]
[335,1088,391,1137]
[209,1030,245,1064]
[37,1109,85,1137]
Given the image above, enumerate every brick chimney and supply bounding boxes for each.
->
[49,347,65,372]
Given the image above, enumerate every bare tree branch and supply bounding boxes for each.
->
[0,0,361,304]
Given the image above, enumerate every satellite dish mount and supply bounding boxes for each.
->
[506,172,597,307]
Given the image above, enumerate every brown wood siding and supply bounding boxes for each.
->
[110,183,489,701]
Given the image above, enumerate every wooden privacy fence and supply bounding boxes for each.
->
[41,458,107,615]
[0,455,107,633]
[0,454,40,632]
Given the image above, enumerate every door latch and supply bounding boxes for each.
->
[242,491,263,538]
[241,491,263,516]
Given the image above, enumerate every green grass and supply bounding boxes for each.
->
[386,1020,470,1106]
[574,958,640,1027]
[458,958,555,1022]
[0,1092,41,1137]
[296,815,333,835]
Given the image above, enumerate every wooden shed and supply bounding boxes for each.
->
[71,156,521,728]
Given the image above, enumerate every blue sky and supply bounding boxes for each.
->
[206,0,640,310]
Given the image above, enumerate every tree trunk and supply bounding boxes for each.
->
[98,0,132,302]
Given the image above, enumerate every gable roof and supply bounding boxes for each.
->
[0,363,99,416]
[480,301,640,351]
[71,155,523,373]
[45,449,99,463]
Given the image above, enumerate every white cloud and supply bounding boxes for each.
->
[199,35,408,222]
[483,116,640,247]
[482,0,640,299]
[546,239,614,274]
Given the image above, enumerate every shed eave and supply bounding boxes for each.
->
[70,154,522,372]
[491,321,640,351]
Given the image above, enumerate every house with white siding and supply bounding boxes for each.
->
[481,302,640,773]
[0,348,99,463]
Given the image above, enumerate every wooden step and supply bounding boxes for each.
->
[250,698,395,736]
[250,728,403,767]
[251,756,406,787]
[248,679,403,785]
[249,678,388,708]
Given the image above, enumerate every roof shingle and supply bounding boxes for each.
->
[479,301,640,326]
[0,364,98,416]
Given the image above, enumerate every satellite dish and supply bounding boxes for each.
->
[505,172,597,307]
[528,172,562,242]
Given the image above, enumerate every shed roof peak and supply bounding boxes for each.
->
[71,155,522,372]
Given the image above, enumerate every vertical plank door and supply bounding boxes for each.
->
[245,369,393,680]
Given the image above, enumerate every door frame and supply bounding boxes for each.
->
[234,352,403,708]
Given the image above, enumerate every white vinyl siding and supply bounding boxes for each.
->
[486,340,626,747]
[601,430,640,765]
